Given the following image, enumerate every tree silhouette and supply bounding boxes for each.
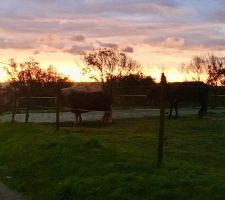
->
[206,55,225,86]
[181,54,225,86]
[180,56,206,82]
[4,59,72,97]
[83,48,141,91]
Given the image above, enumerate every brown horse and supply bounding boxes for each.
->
[59,87,112,124]
[148,82,209,119]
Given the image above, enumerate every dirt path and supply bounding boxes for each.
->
[0,183,24,200]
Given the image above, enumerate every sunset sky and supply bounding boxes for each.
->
[0,0,225,82]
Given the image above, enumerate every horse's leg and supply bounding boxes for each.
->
[102,110,112,124]
[75,112,79,125]
[78,112,82,124]
[198,104,206,118]
[198,101,207,118]
[174,101,178,119]
[108,110,112,123]
[198,107,203,118]
[107,107,112,124]
[102,112,107,123]
[202,101,208,115]
[169,102,173,119]
[204,103,208,115]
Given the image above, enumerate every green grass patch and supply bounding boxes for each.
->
[0,116,225,200]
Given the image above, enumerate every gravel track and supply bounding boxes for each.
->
[1,108,225,123]
[0,183,23,200]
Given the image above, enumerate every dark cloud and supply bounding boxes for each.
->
[71,35,85,42]
[0,38,35,49]
[99,42,118,48]
[162,37,185,48]
[123,46,134,53]
[66,44,94,55]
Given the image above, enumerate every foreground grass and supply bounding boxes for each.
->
[0,116,225,200]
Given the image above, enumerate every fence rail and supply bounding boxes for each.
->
[114,94,147,97]
[18,97,56,99]
[11,96,59,129]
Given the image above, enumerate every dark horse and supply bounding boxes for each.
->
[60,87,112,124]
[148,82,209,119]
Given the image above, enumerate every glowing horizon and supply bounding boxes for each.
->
[0,50,211,83]
[0,52,192,83]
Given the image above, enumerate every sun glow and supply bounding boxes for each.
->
[150,70,185,83]
[0,67,8,82]
[0,58,190,83]
[55,65,90,82]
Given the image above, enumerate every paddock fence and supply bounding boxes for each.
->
[8,88,225,126]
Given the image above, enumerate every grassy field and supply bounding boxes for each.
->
[0,116,225,200]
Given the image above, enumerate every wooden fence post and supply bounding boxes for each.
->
[25,97,29,123]
[158,73,167,165]
[56,91,60,131]
[11,97,17,123]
